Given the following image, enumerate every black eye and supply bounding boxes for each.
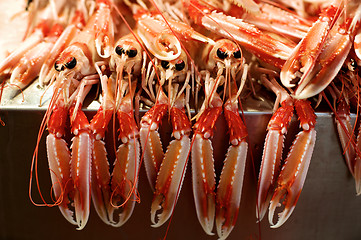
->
[127,49,137,58]
[233,50,242,59]
[65,57,76,69]
[161,61,170,69]
[115,45,125,56]
[54,60,64,72]
[175,60,185,71]
[217,48,228,60]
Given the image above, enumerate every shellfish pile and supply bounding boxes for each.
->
[1,0,361,239]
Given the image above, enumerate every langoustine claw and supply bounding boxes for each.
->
[281,3,361,99]
[257,98,294,221]
[46,100,74,225]
[92,0,114,58]
[258,77,316,228]
[111,89,141,226]
[192,79,222,235]
[140,92,168,191]
[90,102,114,225]
[151,93,191,227]
[280,4,341,89]
[131,5,182,61]
[269,99,316,228]
[69,104,93,230]
[216,87,248,240]
[90,78,141,227]
[46,81,95,230]
[89,74,115,225]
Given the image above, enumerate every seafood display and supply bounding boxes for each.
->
[1,0,361,239]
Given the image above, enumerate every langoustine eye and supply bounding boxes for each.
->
[233,50,242,59]
[126,48,137,58]
[161,60,170,69]
[175,60,185,71]
[216,48,228,59]
[54,60,65,72]
[65,57,77,69]
[115,45,125,56]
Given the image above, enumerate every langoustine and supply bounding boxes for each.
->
[0,0,359,239]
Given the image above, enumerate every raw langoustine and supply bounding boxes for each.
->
[0,0,360,239]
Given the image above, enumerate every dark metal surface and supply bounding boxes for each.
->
[0,107,361,240]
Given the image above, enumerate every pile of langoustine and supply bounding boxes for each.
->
[1,0,361,239]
